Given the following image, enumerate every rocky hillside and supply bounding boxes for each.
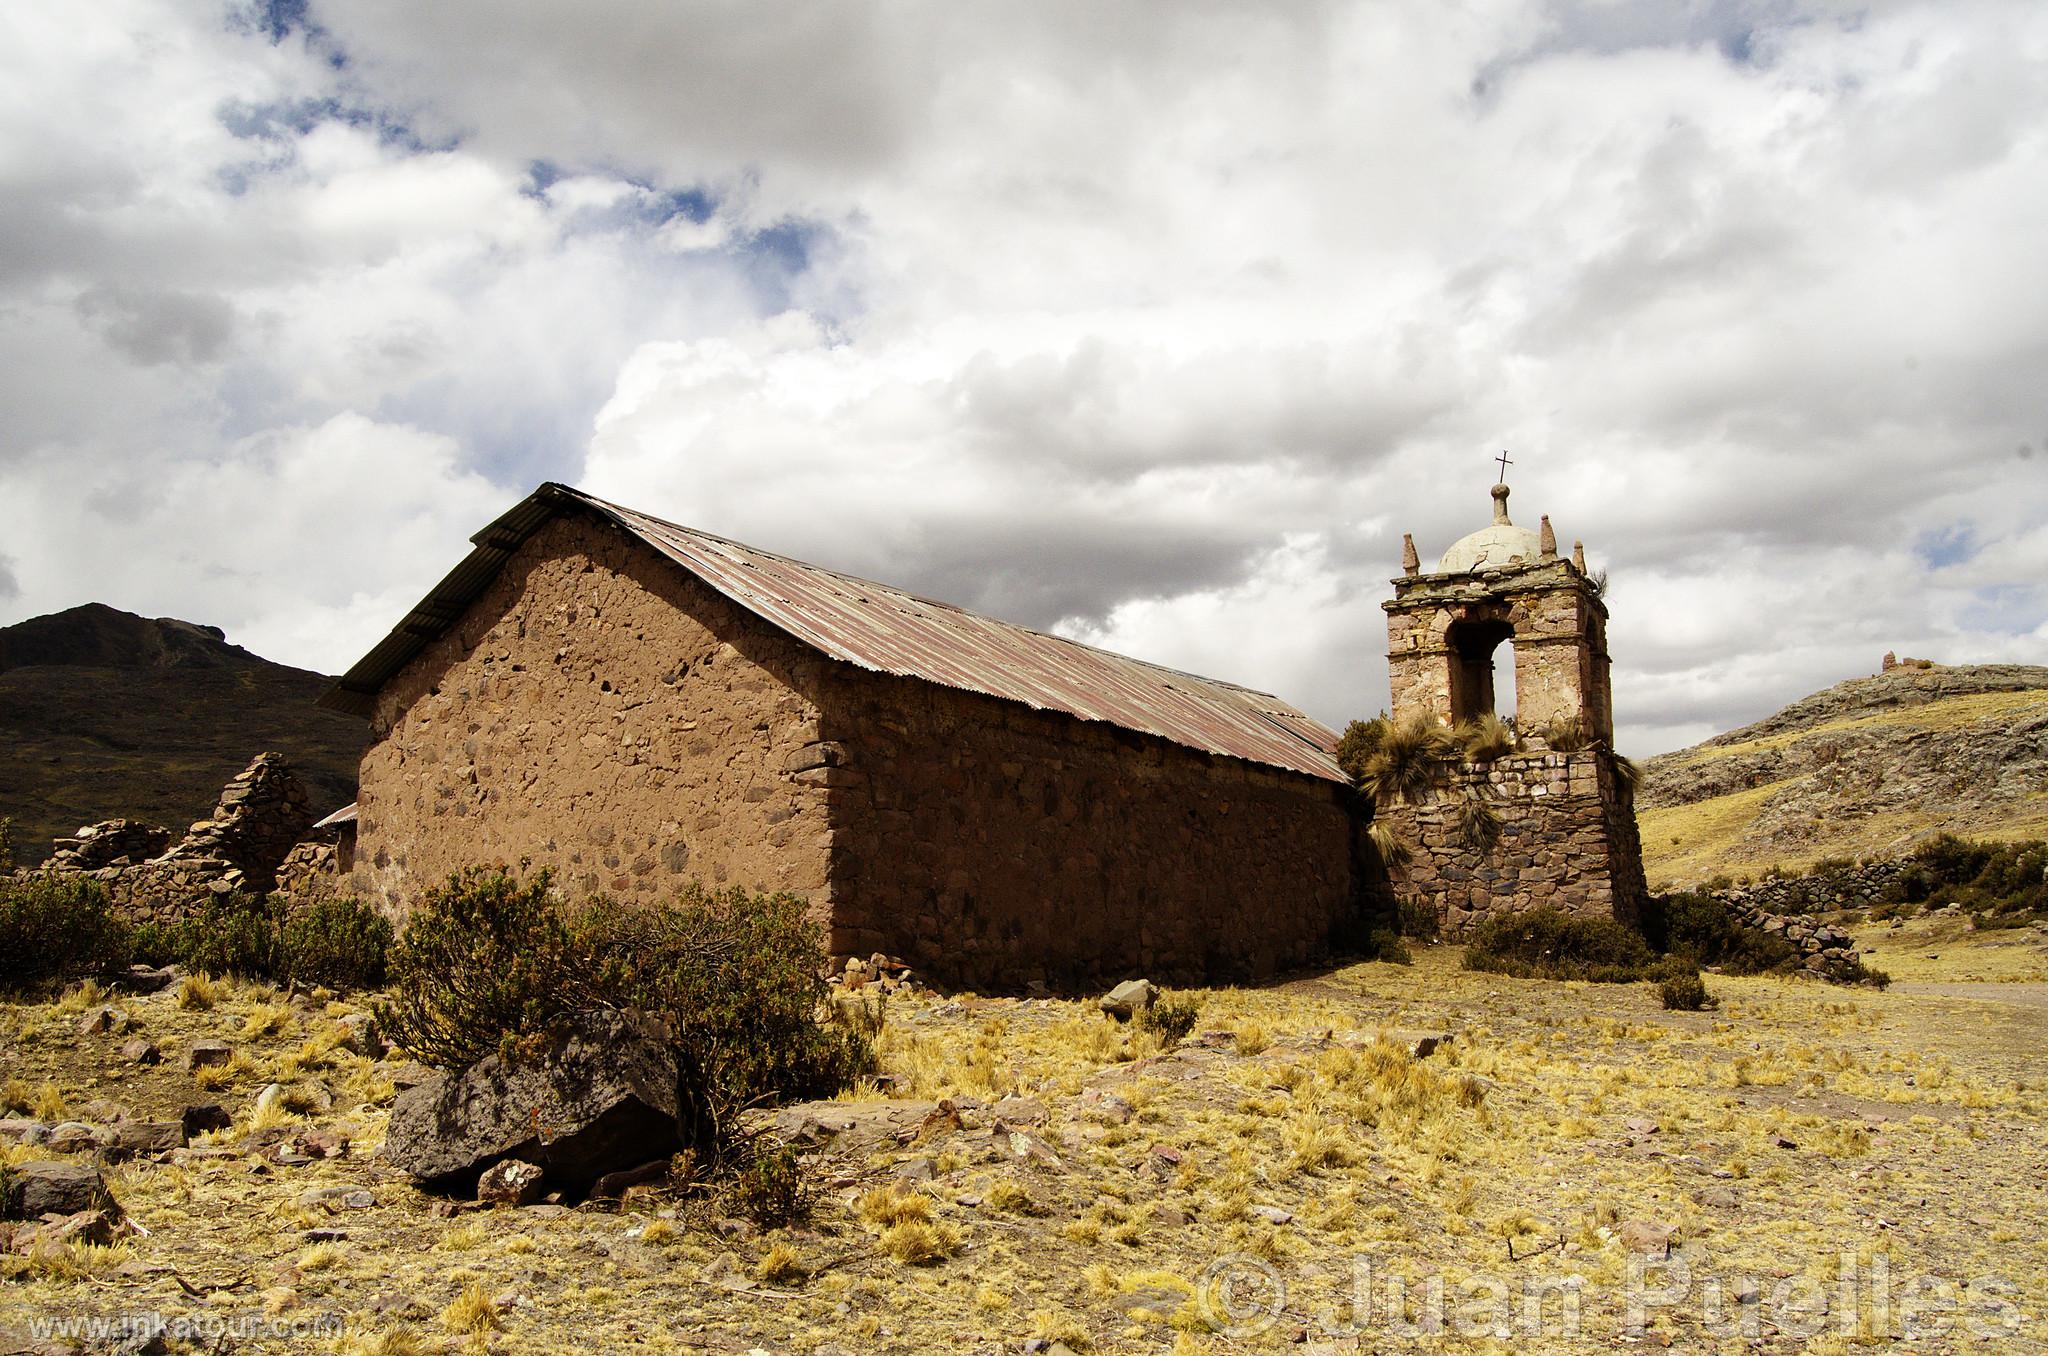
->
[1637,661,2048,888]
[0,604,365,865]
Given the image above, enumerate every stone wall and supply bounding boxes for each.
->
[819,668,1363,990]
[1380,750,1645,934]
[35,753,315,923]
[349,514,836,918]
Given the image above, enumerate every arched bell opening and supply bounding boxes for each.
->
[1445,617,1515,726]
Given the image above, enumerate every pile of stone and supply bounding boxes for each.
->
[158,751,314,891]
[43,819,172,871]
[836,952,920,994]
[1727,899,1867,982]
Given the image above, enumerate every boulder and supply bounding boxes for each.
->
[382,1009,712,1193]
[120,1038,161,1066]
[2,1162,119,1220]
[1099,979,1158,1020]
[186,1041,233,1070]
[180,1104,233,1139]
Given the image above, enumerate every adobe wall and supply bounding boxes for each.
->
[1379,751,1645,935]
[349,513,836,918]
[817,670,1364,990]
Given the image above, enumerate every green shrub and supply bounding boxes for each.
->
[1462,907,1655,983]
[128,919,187,968]
[0,817,14,871]
[280,898,393,991]
[182,892,285,980]
[1659,968,1714,1011]
[1638,891,1799,976]
[1364,928,1413,965]
[378,867,579,1070]
[1334,715,1390,785]
[381,868,876,1128]
[720,1138,814,1228]
[579,882,876,1112]
[0,876,128,991]
[1138,992,1201,1045]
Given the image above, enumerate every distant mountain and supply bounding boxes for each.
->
[0,604,365,866]
[1637,661,2048,888]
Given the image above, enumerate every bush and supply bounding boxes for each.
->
[0,817,13,870]
[378,867,580,1070]
[1138,992,1201,1045]
[380,868,877,1129]
[1638,891,1799,976]
[1462,907,1655,983]
[1396,898,1440,941]
[720,1138,815,1228]
[182,893,285,980]
[1659,968,1715,1011]
[279,898,393,991]
[1334,715,1390,784]
[1364,928,1413,965]
[1541,716,1592,752]
[0,876,128,991]
[1455,796,1502,853]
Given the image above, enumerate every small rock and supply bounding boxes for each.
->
[115,964,179,994]
[1409,1032,1453,1060]
[105,1121,186,1159]
[1249,1204,1293,1225]
[1616,1220,1676,1256]
[1772,1135,1799,1150]
[1099,978,1158,1020]
[77,1006,130,1037]
[1624,1117,1660,1136]
[1694,1187,1739,1210]
[181,1104,233,1139]
[893,1156,936,1183]
[302,1228,349,1243]
[47,1122,106,1155]
[477,1159,546,1207]
[186,1041,233,1071]
[1077,1088,1133,1124]
[253,1084,285,1120]
[989,1096,1047,1125]
[0,1120,50,1146]
[119,1038,161,1066]
[1151,1204,1189,1228]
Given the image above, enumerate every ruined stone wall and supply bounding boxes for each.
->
[349,514,835,918]
[818,670,1361,990]
[1381,751,1645,934]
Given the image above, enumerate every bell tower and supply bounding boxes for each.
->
[1377,477,1644,933]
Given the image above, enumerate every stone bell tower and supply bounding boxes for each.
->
[1377,479,1645,933]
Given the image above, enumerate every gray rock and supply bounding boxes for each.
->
[1248,1204,1293,1225]
[119,1038,161,1066]
[1099,979,1158,1020]
[0,1120,50,1147]
[382,1009,711,1193]
[105,1121,185,1159]
[2,1162,119,1219]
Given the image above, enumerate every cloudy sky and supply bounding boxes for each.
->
[2,0,2043,755]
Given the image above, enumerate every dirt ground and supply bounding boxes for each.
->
[4,913,2046,1355]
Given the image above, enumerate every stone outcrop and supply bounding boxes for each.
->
[32,753,317,923]
[382,1010,714,1193]
[1639,662,2048,884]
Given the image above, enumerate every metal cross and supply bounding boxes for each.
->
[1495,449,1514,482]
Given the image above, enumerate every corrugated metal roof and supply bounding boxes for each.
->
[312,803,358,830]
[323,483,1347,785]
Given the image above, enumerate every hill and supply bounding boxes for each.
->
[0,603,365,865]
[1637,660,2048,888]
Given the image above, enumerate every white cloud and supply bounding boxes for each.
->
[2,0,2045,758]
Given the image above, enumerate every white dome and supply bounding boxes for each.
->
[1435,482,1546,573]
[1438,522,1543,573]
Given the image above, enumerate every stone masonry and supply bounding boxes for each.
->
[1380,483,1645,934]
[340,503,1366,990]
[1379,751,1646,932]
[34,753,315,923]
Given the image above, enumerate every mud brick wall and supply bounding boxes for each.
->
[349,515,836,917]
[1381,750,1644,935]
[818,668,1361,990]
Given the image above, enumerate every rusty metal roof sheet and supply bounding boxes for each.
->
[323,483,1347,784]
